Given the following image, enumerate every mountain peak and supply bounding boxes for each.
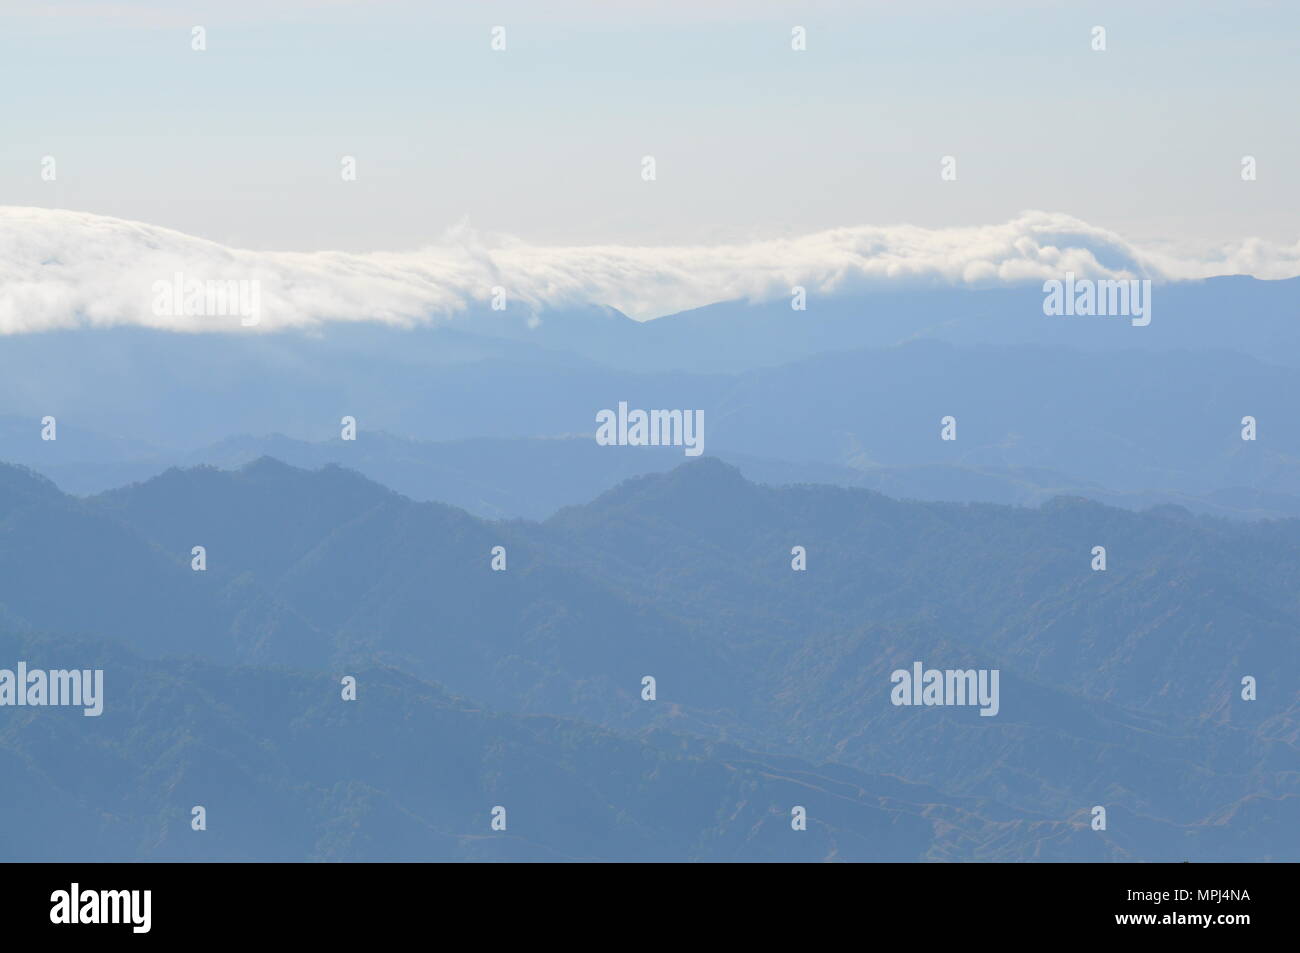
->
[0,461,64,504]
[615,455,749,498]
[550,455,757,529]
[238,455,307,479]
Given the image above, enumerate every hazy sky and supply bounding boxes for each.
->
[1,0,1296,257]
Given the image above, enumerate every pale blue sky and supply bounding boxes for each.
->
[1,0,1296,253]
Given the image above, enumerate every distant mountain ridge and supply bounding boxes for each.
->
[23,426,1300,522]
[10,335,1300,519]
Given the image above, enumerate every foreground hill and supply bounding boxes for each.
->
[2,630,1282,862]
[0,457,1294,859]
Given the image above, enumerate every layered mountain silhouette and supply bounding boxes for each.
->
[3,276,1298,861]
[0,457,1294,860]
[7,277,1300,520]
[20,427,1300,523]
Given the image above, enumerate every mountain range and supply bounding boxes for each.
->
[0,455,1295,860]
[3,275,1298,861]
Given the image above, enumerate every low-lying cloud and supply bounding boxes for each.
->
[2,205,1298,334]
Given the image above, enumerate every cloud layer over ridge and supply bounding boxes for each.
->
[2,206,1299,334]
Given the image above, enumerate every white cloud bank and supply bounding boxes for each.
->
[1,206,1298,334]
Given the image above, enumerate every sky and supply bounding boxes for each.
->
[1,0,1297,257]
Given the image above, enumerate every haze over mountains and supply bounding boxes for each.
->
[6,0,1299,871]
[5,274,1300,519]
[2,272,1298,861]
